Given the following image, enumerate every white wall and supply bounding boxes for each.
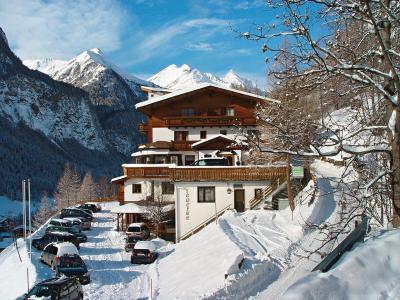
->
[124,178,175,202]
[175,180,270,240]
[152,126,255,142]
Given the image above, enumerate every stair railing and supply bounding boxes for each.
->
[179,203,232,241]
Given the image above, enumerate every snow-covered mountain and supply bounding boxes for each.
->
[23,58,66,75]
[24,48,155,156]
[0,27,127,198]
[148,64,257,91]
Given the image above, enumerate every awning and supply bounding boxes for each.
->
[110,203,147,214]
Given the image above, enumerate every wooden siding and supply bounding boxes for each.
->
[164,116,256,127]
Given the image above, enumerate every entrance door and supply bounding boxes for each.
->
[234,189,245,212]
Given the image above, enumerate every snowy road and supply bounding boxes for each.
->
[80,204,150,299]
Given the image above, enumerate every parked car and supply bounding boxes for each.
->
[41,242,79,268]
[49,218,74,228]
[64,217,91,231]
[126,223,150,239]
[61,208,93,221]
[72,206,93,217]
[124,235,143,252]
[24,276,83,300]
[33,232,80,250]
[192,157,229,166]
[46,226,87,243]
[130,241,158,264]
[55,254,90,285]
[76,203,101,213]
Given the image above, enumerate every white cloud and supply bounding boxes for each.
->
[185,42,213,52]
[127,18,232,65]
[0,0,128,59]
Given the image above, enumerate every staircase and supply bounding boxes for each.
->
[264,179,304,210]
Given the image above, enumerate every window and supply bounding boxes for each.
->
[220,130,227,135]
[198,187,215,203]
[255,189,262,199]
[132,184,141,194]
[181,108,195,116]
[184,155,195,165]
[162,182,175,194]
[200,131,207,139]
[174,131,188,142]
[226,108,235,116]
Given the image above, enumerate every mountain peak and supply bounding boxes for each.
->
[89,48,103,55]
[180,64,191,72]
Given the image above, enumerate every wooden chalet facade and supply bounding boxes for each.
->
[112,83,286,242]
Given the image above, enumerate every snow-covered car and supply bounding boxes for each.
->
[23,276,83,300]
[49,218,74,228]
[72,206,94,217]
[40,242,79,268]
[33,232,80,250]
[126,223,150,239]
[64,217,91,231]
[61,208,93,221]
[76,202,101,213]
[130,241,158,264]
[46,225,87,243]
[55,254,91,285]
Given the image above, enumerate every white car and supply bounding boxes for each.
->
[40,242,79,268]
[126,223,150,239]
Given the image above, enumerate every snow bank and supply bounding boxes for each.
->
[282,229,400,300]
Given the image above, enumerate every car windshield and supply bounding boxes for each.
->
[127,227,140,232]
[28,284,58,298]
[59,256,85,268]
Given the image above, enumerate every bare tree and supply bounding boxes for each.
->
[33,192,55,229]
[240,0,400,228]
[54,163,81,209]
[144,193,170,237]
[96,176,115,201]
[79,171,97,202]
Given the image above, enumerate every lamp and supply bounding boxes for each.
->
[227,188,233,194]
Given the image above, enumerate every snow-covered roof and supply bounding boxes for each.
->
[191,134,236,148]
[134,240,156,251]
[111,175,127,183]
[135,82,279,109]
[110,203,147,214]
[140,86,172,93]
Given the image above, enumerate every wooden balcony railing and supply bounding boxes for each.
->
[125,166,170,178]
[171,141,197,151]
[164,116,257,127]
[170,167,286,182]
[123,165,286,181]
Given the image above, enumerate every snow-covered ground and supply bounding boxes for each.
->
[0,160,399,299]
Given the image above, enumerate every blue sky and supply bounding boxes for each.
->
[0,0,276,88]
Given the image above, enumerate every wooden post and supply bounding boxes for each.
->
[117,213,119,232]
[287,155,295,212]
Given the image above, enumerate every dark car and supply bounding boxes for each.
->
[32,232,80,250]
[24,277,83,300]
[55,254,91,285]
[46,226,88,243]
[61,208,93,221]
[76,203,100,213]
[192,157,229,166]
[124,236,143,252]
[130,241,158,264]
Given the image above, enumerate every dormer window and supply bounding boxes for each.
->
[226,108,235,116]
[181,108,195,116]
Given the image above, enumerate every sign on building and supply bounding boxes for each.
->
[291,166,304,178]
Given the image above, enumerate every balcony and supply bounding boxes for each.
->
[164,116,257,127]
[171,141,197,151]
[170,166,286,182]
[123,165,287,181]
